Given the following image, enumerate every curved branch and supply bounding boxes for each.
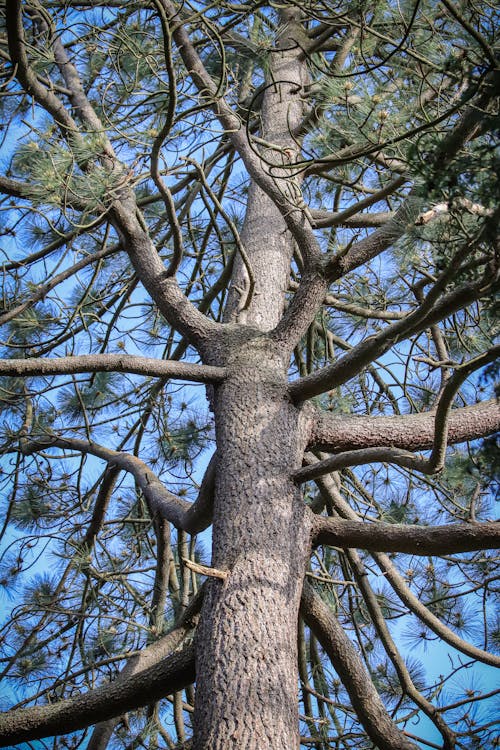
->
[110,196,220,351]
[6,0,81,144]
[86,586,204,750]
[18,437,215,535]
[312,175,407,229]
[290,274,497,402]
[311,515,500,555]
[300,581,419,750]
[0,626,195,747]
[0,354,226,384]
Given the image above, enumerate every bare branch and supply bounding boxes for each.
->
[308,399,500,454]
[17,437,215,535]
[300,581,419,750]
[310,465,500,668]
[311,515,500,555]
[0,354,226,384]
[311,175,407,229]
[86,587,204,750]
[6,0,82,144]
[290,274,497,402]
[0,615,197,747]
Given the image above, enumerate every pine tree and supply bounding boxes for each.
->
[0,2,499,748]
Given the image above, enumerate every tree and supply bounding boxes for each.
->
[0,0,498,748]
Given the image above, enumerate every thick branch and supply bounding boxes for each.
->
[86,587,204,750]
[310,462,500,668]
[290,276,496,402]
[311,175,407,229]
[311,515,500,555]
[0,627,195,747]
[6,0,81,142]
[300,581,419,750]
[0,175,36,200]
[160,0,320,263]
[308,400,500,453]
[0,354,225,384]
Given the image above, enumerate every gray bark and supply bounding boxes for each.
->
[194,332,313,749]
[224,9,310,329]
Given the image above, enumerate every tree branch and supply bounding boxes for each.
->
[0,354,226,384]
[6,0,82,144]
[311,515,500,555]
[18,437,215,535]
[86,587,204,750]
[308,399,500,454]
[0,608,198,747]
[311,175,407,229]
[300,581,419,750]
[290,271,497,402]
[309,463,500,668]
[297,347,500,482]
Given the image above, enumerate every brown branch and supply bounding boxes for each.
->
[310,210,392,228]
[6,0,82,144]
[323,294,406,320]
[297,348,499,482]
[109,196,220,352]
[309,463,500,668]
[0,354,226,385]
[0,598,200,747]
[311,515,500,555]
[308,399,500,454]
[289,272,496,402]
[0,175,37,200]
[18,437,215,535]
[311,175,407,229]
[300,581,419,750]
[86,587,203,750]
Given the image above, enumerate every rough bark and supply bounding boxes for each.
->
[311,514,500,555]
[193,332,313,749]
[224,9,311,328]
[308,400,500,453]
[0,355,225,383]
[188,10,319,748]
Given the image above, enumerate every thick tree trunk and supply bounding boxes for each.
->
[193,333,312,749]
[193,11,313,747]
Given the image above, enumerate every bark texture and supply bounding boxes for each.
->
[224,9,310,328]
[194,332,313,749]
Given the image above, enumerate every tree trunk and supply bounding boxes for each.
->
[194,333,312,749]
[193,12,313,746]
[224,8,309,329]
